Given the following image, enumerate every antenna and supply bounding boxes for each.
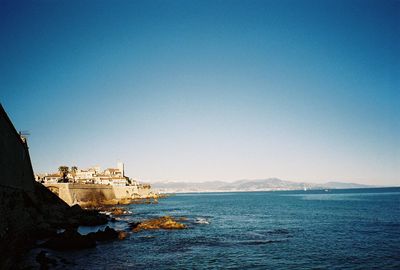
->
[19,130,30,143]
[19,130,30,136]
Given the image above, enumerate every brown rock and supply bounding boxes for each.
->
[118,231,128,240]
[132,216,187,232]
[110,208,125,216]
[128,221,140,230]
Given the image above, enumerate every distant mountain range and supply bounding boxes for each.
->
[150,178,373,193]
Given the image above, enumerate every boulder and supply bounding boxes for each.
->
[118,231,128,240]
[76,210,108,226]
[87,226,119,241]
[40,226,126,250]
[65,204,108,226]
[41,229,96,250]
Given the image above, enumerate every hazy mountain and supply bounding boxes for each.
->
[150,178,373,193]
[320,181,371,189]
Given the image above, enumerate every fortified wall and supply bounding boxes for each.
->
[0,104,38,239]
[44,183,155,206]
[0,105,34,192]
[0,104,72,269]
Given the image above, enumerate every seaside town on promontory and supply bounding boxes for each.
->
[0,104,180,269]
[36,162,140,186]
[34,162,158,206]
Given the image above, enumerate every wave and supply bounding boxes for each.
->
[194,217,210,224]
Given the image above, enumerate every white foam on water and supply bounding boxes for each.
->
[195,217,209,224]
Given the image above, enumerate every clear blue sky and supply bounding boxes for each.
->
[1,0,399,185]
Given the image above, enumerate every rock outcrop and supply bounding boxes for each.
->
[110,207,126,216]
[131,216,187,232]
[41,226,126,251]
[87,226,119,242]
[41,229,97,251]
[66,204,108,226]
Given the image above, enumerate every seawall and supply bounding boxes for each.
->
[44,183,156,206]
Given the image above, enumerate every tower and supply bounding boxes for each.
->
[117,161,124,177]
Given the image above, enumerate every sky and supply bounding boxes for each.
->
[1,0,399,185]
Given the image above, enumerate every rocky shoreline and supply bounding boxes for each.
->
[0,183,109,269]
[17,195,187,269]
[0,105,179,269]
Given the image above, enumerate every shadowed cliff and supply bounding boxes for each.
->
[0,104,107,269]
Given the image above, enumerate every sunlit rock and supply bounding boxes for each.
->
[132,216,187,232]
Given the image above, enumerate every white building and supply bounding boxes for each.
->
[43,173,61,183]
[75,169,95,180]
[41,162,130,186]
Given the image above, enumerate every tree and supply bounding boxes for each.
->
[70,166,78,183]
[71,166,78,176]
[58,166,69,183]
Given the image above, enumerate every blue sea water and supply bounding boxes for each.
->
[64,188,400,269]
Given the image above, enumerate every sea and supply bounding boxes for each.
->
[36,188,400,269]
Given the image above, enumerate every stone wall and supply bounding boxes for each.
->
[0,104,34,192]
[0,104,72,269]
[44,183,157,206]
[0,104,37,240]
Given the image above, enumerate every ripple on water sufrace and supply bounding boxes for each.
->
[55,188,400,269]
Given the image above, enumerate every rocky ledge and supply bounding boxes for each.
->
[41,226,127,251]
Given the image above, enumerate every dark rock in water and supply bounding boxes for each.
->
[40,228,96,250]
[87,226,119,241]
[40,226,127,251]
[78,211,108,226]
[129,221,141,230]
[66,204,109,226]
[36,251,57,270]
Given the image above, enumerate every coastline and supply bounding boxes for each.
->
[18,195,182,269]
[156,186,399,195]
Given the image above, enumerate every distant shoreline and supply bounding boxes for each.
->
[158,186,400,195]
[150,178,399,194]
